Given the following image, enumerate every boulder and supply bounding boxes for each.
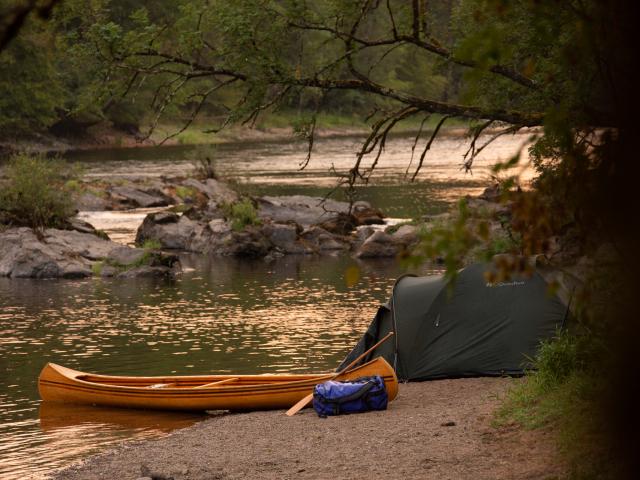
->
[317,213,358,235]
[136,212,206,251]
[0,229,92,278]
[106,246,146,266]
[0,227,178,279]
[257,195,351,226]
[353,226,375,247]
[263,223,305,253]
[208,219,232,235]
[67,217,103,236]
[110,186,170,208]
[116,266,176,279]
[391,224,419,246]
[181,178,238,203]
[355,231,398,258]
[44,229,117,260]
[224,227,272,258]
[352,202,385,225]
[76,192,108,211]
[301,226,348,251]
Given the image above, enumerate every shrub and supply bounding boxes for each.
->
[175,185,197,201]
[0,153,77,230]
[223,198,261,231]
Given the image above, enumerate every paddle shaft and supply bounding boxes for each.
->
[285,331,394,416]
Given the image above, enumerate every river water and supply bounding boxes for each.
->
[0,132,531,479]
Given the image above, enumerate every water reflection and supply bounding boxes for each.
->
[0,254,435,479]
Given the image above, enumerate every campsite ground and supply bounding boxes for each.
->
[53,378,563,480]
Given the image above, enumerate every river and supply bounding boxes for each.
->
[0,131,531,479]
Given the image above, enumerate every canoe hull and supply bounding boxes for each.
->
[38,358,398,412]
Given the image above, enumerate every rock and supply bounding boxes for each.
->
[355,231,398,258]
[317,213,358,235]
[99,265,118,277]
[107,246,146,266]
[0,227,177,279]
[44,229,118,260]
[136,213,205,251]
[353,226,375,247]
[208,219,231,235]
[181,178,238,203]
[352,202,385,225]
[110,186,170,208]
[225,227,272,258]
[263,223,302,253]
[257,195,351,226]
[391,224,419,246]
[67,217,101,235]
[153,211,180,224]
[301,226,348,251]
[116,265,176,279]
[76,192,108,211]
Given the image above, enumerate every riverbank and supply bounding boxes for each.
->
[52,378,563,480]
[0,114,476,156]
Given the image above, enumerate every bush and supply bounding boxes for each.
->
[0,154,77,230]
[223,198,261,231]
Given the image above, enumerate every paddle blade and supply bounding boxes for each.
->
[285,393,313,416]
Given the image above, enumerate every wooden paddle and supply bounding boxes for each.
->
[285,331,394,416]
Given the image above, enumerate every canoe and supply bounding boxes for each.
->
[38,357,398,412]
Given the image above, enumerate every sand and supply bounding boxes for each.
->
[52,377,563,480]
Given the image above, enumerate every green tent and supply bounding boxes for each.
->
[339,263,570,380]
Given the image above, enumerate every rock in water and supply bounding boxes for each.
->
[355,231,398,258]
[0,227,179,279]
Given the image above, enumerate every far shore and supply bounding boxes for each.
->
[0,121,527,157]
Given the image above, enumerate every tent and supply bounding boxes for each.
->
[339,263,570,381]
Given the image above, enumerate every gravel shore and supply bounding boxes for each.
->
[52,378,563,480]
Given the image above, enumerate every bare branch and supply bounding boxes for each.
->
[462,124,523,172]
[405,115,431,178]
[411,115,450,181]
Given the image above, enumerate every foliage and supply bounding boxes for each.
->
[141,238,162,250]
[222,198,261,232]
[174,185,197,201]
[0,153,77,230]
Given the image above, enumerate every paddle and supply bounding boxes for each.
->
[285,331,394,416]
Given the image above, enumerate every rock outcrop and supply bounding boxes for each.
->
[0,227,179,279]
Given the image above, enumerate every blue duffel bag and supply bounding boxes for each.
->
[312,375,388,418]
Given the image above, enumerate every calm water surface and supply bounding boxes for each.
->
[0,133,529,479]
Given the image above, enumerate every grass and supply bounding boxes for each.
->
[494,331,613,478]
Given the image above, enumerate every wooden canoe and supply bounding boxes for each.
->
[38,357,398,412]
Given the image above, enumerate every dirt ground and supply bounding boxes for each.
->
[52,378,564,480]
